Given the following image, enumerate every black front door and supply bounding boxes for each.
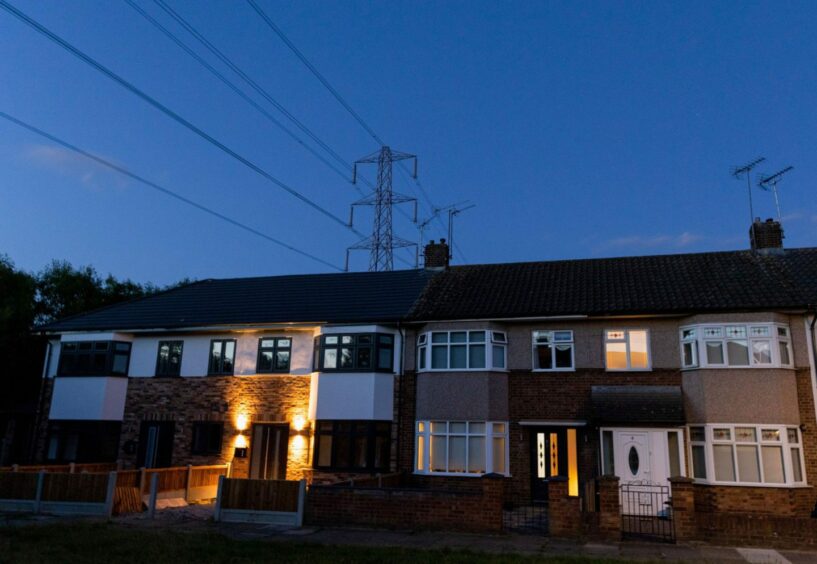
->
[530,427,575,501]
[249,424,289,480]
[137,421,175,468]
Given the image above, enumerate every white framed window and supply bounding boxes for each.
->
[679,323,793,369]
[417,330,507,372]
[415,420,508,476]
[533,330,575,371]
[688,424,805,486]
[604,329,650,371]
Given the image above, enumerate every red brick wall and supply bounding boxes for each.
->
[507,368,682,501]
[119,376,311,480]
[694,484,814,517]
[305,474,505,532]
[697,513,817,548]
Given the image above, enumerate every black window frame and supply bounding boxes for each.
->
[208,339,237,376]
[155,340,184,377]
[313,333,395,372]
[190,422,224,456]
[57,340,132,377]
[312,420,391,472]
[256,337,292,374]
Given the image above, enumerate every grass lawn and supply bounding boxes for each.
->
[0,522,626,564]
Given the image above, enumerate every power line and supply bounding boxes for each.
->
[123,0,355,189]
[0,0,362,237]
[246,0,385,147]
[151,0,361,191]
[246,0,468,262]
[0,111,344,271]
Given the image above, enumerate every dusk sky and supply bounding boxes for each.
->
[2,1,816,285]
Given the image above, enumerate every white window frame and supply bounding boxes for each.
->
[604,329,651,371]
[688,424,806,487]
[417,330,508,372]
[414,420,509,476]
[532,330,575,372]
[679,323,793,369]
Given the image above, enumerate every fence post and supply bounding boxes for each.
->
[148,473,159,519]
[185,465,193,502]
[295,479,306,527]
[105,471,117,518]
[213,475,225,522]
[226,461,231,478]
[12,464,18,472]
[117,459,123,471]
[33,471,45,514]
[69,462,75,474]
[139,467,146,495]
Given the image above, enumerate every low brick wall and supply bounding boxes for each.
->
[306,473,505,532]
[697,512,817,549]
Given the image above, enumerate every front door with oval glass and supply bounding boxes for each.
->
[617,432,651,482]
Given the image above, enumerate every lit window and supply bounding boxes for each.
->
[688,424,805,486]
[679,323,793,369]
[533,330,574,371]
[415,420,508,476]
[604,329,650,371]
[417,330,507,372]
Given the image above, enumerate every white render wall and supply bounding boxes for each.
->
[127,331,316,377]
[49,377,128,421]
[308,373,395,421]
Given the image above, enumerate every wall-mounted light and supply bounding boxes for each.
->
[292,415,310,436]
[236,414,249,432]
[234,433,248,458]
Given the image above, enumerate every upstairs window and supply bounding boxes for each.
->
[155,341,183,377]
[314,333,394,372]
[208,339,236,375]
[604,329,650,371]
[679,324,793,369]
[417,330,507,371]
[257,337,291,373]
[533,330,575,371]
[58,341,132,376]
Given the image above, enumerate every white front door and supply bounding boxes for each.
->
[615,431,652,483]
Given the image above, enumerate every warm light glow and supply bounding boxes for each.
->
[567,429,578,497]
[292,415,307,432]
[291,434,306,451]
[236,414,249,431]
[235,434,248,449]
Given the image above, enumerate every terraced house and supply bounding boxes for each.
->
[34,221,817,532]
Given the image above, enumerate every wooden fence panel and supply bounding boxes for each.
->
[143,467,187,495]
[116,470,141,489]
[0,473,39,500]
[41,473,109,503]
[189,466,228,489]
[221,479,300,512]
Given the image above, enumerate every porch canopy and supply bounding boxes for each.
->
[590,386,684,425]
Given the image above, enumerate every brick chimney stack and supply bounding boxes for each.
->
[751,218,784,254]
[424,239,450,270]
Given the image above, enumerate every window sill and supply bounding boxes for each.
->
[413,471,510,478]
[605,368,652,372]
[681,365,795,371]
[417,369,510,374]
[692,480,811,489]
[532,368,576,373]
[55,373,128,378]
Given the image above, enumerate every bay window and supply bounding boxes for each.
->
[314,333,394,372]
[533,330,575,371]
[604,329,650,371]
[415,420,508,476]
[680,323,793,369]
[688,424,805,486]
[416,330,507,371]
